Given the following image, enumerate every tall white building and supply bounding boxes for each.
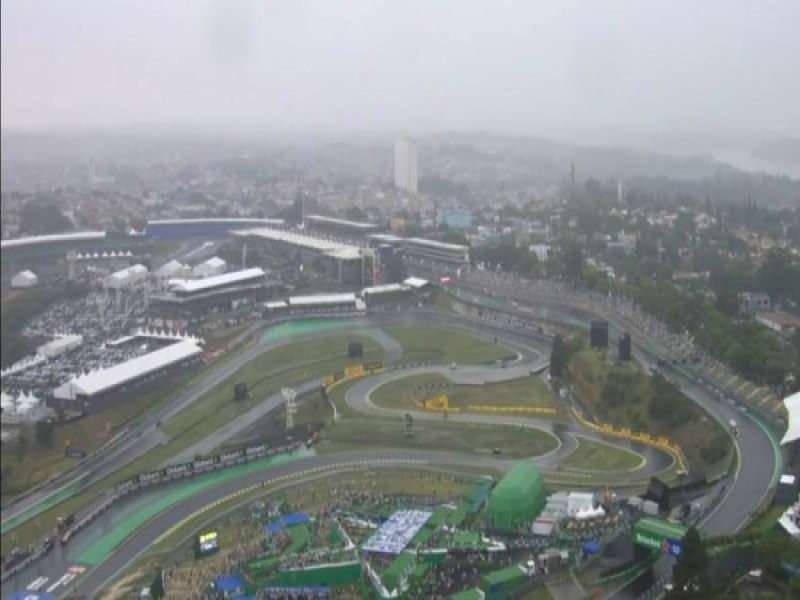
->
[394,138,418,195]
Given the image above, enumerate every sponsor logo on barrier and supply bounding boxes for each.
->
[220,451,242,463]
[246,444,267,456]
[345,365,364,378]
[194,458,215,470]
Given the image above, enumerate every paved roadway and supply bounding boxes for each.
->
[346,365,674,481]
[440,281,782,599]
[2,299,780,598]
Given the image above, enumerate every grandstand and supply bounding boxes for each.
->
[234,228,373,286]
[305,215,378,237]
[144,218,284,240]
[366,233,405,249]
[1,231,152,287]
[403,238,470,266]
[52,338,203,408]
[149,268,276,320]
[361,283,412,306]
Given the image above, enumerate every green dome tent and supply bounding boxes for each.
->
[487,462,546,529]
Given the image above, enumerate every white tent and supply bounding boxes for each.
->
[781,392,800,445]
[0,392,15,414]
[192,256,227,278]
[11,270,38,289]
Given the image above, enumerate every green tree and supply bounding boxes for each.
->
[759,247,799,304]
[562,240,584,285]
[549,335,569,379]
[670,526,710,599]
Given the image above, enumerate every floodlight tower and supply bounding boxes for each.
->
[282,387,297,432]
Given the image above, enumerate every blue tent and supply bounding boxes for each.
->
[215,574,244,592]
[582,541,601,555]
[264,512,310,535]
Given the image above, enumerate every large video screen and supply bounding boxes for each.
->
[197,531,218,555]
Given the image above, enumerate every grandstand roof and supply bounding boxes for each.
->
[368,233,404,243]
[147,218,283,225]
[403,277,429,289]
[168,268,265,294]
[306,214,377,231]
[362,283,410,295]
[264,300,288,309]
[53,339,202,399]
[1,231,106,249]
[233,228,362,259]
[781,392,800,445]
[288,293,357,307]
[405,237,469,251]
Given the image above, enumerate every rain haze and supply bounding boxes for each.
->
[2,0,799,147]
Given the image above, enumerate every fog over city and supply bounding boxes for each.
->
[2,0,799,150]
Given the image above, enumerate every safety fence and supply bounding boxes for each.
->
[0,441,303,582]
[571,408,687,474]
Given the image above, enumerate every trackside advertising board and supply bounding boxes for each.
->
[633,517,688,557]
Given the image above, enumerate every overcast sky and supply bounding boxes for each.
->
[2,0,799,142]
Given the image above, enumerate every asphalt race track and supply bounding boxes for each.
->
[1,301,781,599]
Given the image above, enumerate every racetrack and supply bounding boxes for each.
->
[1,299,781,599]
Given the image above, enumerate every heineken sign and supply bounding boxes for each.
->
[634,530,683,556]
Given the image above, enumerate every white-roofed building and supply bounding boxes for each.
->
[11,270,38,289]
[167,268,264,294]
[403,277,429,289]
[233,228,374,286]
[283,292,365,315]
[289,293,357,307]
[149,268,276,322]
[37,334,83,359]
[193,256,227,278]
[782,392,800,446]
[53,339,203,405]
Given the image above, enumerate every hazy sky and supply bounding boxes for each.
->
[2,0,799,140]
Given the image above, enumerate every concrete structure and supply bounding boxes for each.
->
[394,138,418,195]
[11,270,38,289]
[487,463,546,529]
